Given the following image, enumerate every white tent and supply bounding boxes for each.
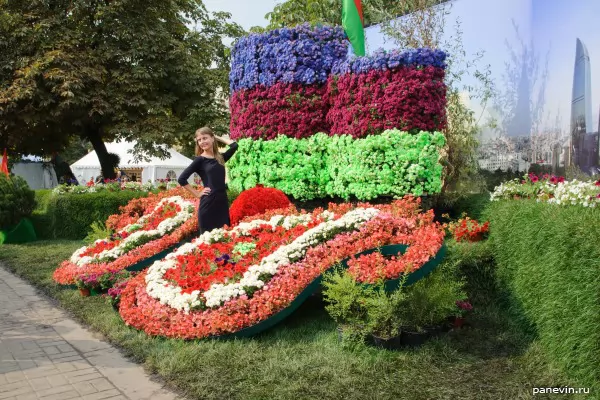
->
[70,141,195,184]
[0,155,58,189]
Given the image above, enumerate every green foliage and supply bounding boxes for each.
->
[30,190,148,240]
[84,220,113,245]
[0,0,243,176]
[229,130,446,201]
[323,264,465,341]
[486,199,600,389]
[399,264,465,331]
[0,174,36,230]
[255,0,446,32]
[478,168,522,192]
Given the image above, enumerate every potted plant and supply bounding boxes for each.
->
[75,273,101,296]
[322,268,371,345]
[398,266,466,347]
[106,276,133,310]
[363,282,407,350]
[453,299,473,328]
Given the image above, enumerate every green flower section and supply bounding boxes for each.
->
[228,130,446,200]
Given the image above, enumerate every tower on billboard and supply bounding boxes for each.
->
[569,38,597,172]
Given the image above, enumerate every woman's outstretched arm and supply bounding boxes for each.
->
[217,136,238,162]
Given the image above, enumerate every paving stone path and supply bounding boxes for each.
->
[0,266,182,400]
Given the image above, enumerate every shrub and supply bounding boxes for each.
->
[31,190,149,240]
[229,185,292,225]
[0,174,36,230]
[486,199,600,389]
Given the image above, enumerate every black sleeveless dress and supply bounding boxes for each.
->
[177,142,238,234]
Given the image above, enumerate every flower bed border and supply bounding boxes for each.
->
[209,243,447,339]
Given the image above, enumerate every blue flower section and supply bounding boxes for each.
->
[229,24,348,93]
[330,48,447,76]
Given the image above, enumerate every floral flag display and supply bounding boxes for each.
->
[53,187,198,285]
[229,24,347,140]
[118,197,445,339]
[228,24,448,200]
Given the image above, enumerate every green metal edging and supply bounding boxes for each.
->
[210,242,447,340]
[209,267,334,340]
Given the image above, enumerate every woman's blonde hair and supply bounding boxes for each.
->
[195,127,224,165]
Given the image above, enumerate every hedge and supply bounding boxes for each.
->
[31,190,149,240]
[485,199,600,390]
[228,130,446,201]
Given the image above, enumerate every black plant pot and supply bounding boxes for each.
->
[370,334,403,350]
[401,323,450,347]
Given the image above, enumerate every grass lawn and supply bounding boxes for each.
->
[0,240,577,400]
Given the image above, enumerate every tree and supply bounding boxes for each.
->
[0,0,242,179]
[251,0,448,32]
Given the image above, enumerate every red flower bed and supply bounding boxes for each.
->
[326,66,447,137]
[53,187,198,286]
[229,82,329,140]
[118,197,446,339]
[229,185,292,226]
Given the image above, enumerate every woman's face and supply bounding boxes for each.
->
[196,133,214,151]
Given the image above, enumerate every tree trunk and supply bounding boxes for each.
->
[86,126,116,180]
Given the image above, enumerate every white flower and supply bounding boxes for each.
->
[144,207,380,312]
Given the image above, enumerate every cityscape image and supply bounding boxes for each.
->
[364,0,600,174]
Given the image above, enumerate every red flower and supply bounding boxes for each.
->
[53,187,199,286]
[230,186,292,226]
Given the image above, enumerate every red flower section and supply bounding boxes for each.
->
[326,66,447,137]
[118,196,446,339]
[230,185,292,226]
[53,187,199,285]
[230,82,329,140]
[164,221,320,293]
[447,215,489,243]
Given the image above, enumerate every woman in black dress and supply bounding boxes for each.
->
[178,127,238,234]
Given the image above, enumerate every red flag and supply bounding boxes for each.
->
[1,148,9,177]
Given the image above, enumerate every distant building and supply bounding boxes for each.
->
[478,152,530,172]
[569,38,597,172]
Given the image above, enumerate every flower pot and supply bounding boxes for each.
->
[79,288,91,297]
[370,334,403,350]
[453,317,466,328]
[401,323,449,347]
[401,329,431,347]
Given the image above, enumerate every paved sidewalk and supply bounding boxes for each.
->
[0,266,182,400]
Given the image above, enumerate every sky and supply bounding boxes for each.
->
[203,0,279,30]
[533,0,600,135]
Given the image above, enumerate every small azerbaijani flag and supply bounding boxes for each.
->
[1,148,8,177]
[342,0,366,56]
